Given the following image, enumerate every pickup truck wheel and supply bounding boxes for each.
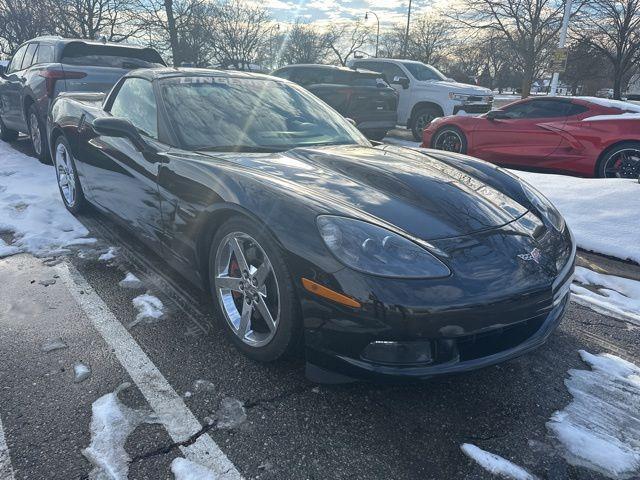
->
[411,107,441,142]
[28,104,50,164]
[0,115,18,142]
[432,126,467,154]
[53,135,86,213]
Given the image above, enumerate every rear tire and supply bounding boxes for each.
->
[411,106,442,141]
[28,104,50,164]
[53,135,86,214]
[432,126,468,154]
[208,216,302,362]
[363,130,388,141]
[597,141,640,178]
[0,115,18,142]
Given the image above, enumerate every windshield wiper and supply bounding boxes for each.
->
[197,145,285,153]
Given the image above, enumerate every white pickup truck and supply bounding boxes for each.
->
[348,58,494,140]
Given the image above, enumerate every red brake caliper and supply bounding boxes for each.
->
[230,257,242,301]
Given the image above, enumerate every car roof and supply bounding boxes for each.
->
[20,36,159,51]
[275,64,382,76]
[124,67,287,82]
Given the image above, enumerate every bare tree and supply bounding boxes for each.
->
[574,0,640,98]
[276,20,331,66]
[450,0,576,96]
[0,0,53,54]
[47,0,139,41]
[208,0,275,70]
[325,20,372,66]
[405,14,451,64]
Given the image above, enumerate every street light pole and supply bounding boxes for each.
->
[549,0,573,96]
[365,11,380,58]
[403,0,413,58]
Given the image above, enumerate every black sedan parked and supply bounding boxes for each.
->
[48,68,575,383]
[271,64,398,141]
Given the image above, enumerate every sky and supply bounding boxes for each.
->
[261,0,434,29]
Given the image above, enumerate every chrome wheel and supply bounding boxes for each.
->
[604,149,640,178]
[214,232,280,348]
[434,129,464,152]
[29,112,42,156]
[55,142,77,206]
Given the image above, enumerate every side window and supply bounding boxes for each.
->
[109,78,158,139]
[7,45,28,73]
[36,45,55,64]
[274,68,291,80]
[22,43,39,69]
[295,68,323,86]
[378,62,406,83]
[503,100,573,119]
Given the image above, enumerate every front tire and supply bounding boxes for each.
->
[0,114,18,142]
[53,135,86,213]
[411,106,441,141]
[597,142,640,178]
[28,104,49,163]
[209,216,301,362]
[363,129,388,142]
[432,126,467,154]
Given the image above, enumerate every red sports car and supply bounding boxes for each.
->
[422,96,640,178]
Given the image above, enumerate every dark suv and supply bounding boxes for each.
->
[0,36,165,162]
[272,64,398,140]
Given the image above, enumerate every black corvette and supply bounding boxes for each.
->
[47,68,575,382]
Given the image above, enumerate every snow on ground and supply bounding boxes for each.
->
[99,247,118,261]
[171,458,217,480]
[41,338,68,353]
[119,272,143,289]
[571,267,640,325]
[513,171,640,265]
[461,444,538,480]
[0,141,94,258]
[74,362,92,383]
[216,397,247,430]
[130,293,164,327]
[83,383,157,480]
[547,350,640,479]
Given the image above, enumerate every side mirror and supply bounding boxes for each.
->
[486,110,510,121]
[93,117,149,152]
[392,75,410,89]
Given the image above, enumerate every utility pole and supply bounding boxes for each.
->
[365,12,380,58]
[403,0,412,58]
[549,0,573,96]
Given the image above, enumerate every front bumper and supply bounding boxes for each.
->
[301,225,576,383]
[453,103,492,115]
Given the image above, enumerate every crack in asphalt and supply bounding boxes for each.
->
[130,385,312,464]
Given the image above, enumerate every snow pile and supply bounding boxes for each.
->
[130,293,164,327]
[0,141,94,257]
[583,112,640,122]
[461,444,538,479]
[513,171,640,264]
[83,383,157,480]
[171,458,217,480]
[99,247,117,262]
[571,267,640,324]
[547,351,640,479]
[119,272,143,289]
[216,397,247,430]
[41,338,68,353]
[74,363,92,383]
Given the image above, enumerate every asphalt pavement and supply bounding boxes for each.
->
[0,137,639,480]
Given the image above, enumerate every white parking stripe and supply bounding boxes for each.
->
[0,415,15,480]
[55,262,242,480]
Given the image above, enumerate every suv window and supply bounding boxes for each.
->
[354,61,405,84]
[502,100,577,119]
[294,68,334,86]
[62,43,165,69]
[23,43,39,69]
[7,44,28,73]
[110,78,158,139]
[36,45,55,64]
[273,68,292,80]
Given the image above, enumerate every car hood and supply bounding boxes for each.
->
[421,80,492,96]
[204,145,527,241]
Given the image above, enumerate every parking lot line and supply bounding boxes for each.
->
[55,261,242,480]
[0,414,15,480]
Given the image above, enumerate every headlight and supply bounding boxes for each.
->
[520,181,565,232]
[317,216,450,278]
[449,92,468,101]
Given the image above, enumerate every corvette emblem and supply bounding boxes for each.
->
[518,248,542,264]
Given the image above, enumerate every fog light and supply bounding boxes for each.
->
[361,341,433,365]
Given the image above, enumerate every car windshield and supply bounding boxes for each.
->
[401,62,447,82]
[160,76,369,152]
